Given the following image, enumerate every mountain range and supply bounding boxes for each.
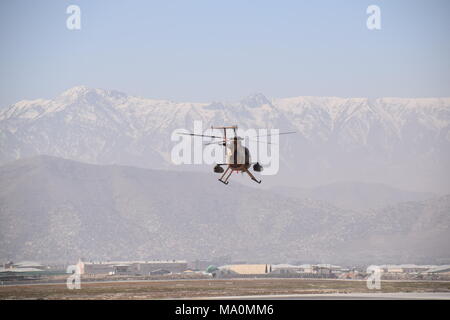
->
[0,156,448,265]
[1,87,449,265]
[1,86,449,193]
[272,182,436,211]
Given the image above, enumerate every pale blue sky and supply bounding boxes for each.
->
[0,0,449,107]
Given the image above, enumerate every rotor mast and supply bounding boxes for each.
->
[211,125,238,145]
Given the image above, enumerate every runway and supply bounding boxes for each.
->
[202,292,450,300]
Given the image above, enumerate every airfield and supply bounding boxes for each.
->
[1,278,449,300]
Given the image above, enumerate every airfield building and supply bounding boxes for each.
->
[379,264,437,274]
[77,260,188,275]
[12,261,46,270]
[423,265,450,275]
[216,264,271,276]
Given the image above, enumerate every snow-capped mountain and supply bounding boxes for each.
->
[1,86,449,192]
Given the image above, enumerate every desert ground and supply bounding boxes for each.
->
[1,278,449,300]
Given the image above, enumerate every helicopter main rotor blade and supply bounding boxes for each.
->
[203,137,242,145]
[203,141,224,146]
[177,132,223,139]
[250,131,296,138]
[204,138,276,145]
[248,139,277,145]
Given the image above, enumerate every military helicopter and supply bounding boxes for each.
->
[177,125,295,185]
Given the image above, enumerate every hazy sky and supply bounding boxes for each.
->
[0,0,449,106]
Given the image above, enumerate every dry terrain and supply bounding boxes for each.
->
[1,278,449,300]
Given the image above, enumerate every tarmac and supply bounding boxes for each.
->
[202,292,450,300]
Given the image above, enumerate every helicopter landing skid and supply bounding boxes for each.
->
[218,166,233,185]
[245,168,261,184]
[218,166,261,185]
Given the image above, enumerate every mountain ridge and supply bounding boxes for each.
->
[1,86,449,193]
[272,181,437,211]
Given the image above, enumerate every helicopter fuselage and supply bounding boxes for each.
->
[225,140,251,171]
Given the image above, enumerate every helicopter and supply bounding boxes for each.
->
[177,125,295,185]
